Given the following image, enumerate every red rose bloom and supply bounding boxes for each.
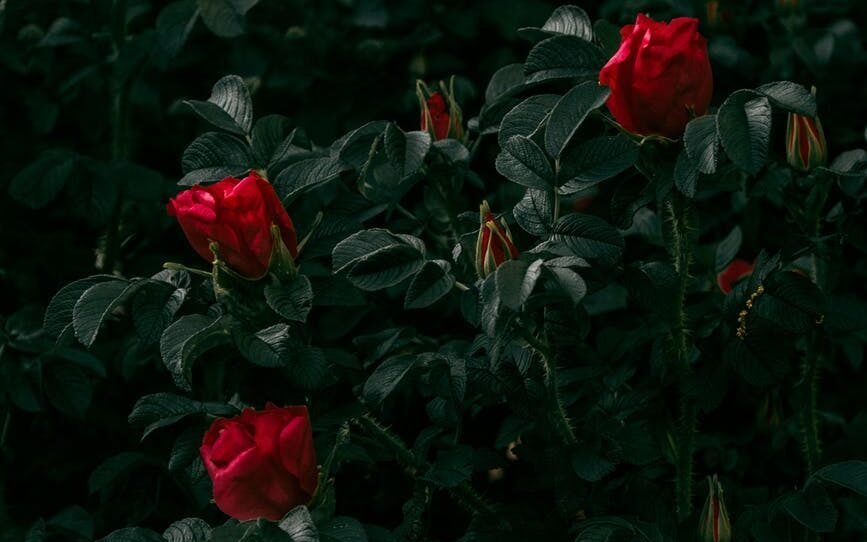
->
[421,91,451,141]
[200,403,318,521]
[599,14,713,138]
[167,172,297,279]
[717,259,754,294]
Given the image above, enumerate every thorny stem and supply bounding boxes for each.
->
[799,332,822,474]
[518,325,578,448]
[352,413,508,529]
[666,196,696,521]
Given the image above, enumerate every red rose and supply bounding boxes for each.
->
[200,403,318,521]
[475,200,519,279]
[599,14,713,138]
[421,92,451,141]
[717,258,753,294]
[417,78,464,141]
[167,172,298,279]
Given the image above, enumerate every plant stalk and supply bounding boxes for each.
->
[798,334,822,474]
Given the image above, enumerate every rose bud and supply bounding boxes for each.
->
[417,78,464,141]
[200,403,318,521]
[717,258,754,294]
[476,200,519,279]
[599,14,713,138]
[786,88,828,172]
[698,475,732,542]
[167,172,298,280]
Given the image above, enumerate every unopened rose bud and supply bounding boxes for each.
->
[698,475,732,542]
[717,259,754,294]
[475,201,519,279]
[786,87,828,172]
[417,77,464,141]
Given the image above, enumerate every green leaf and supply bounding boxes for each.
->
[593,19,621,58]
[756,81,817,116]
[813,461,867,496]
[717,90,772,175]
[88,452,148,494]
[544,81,610,158]
[673,149,698,198]
[524,35,604,83]
[72,279,145,347]
[160,315,231,391]
[573,524,622,542]
[384,124,431,179]
[559,134,638,189]
[185,75,253,135]
[363,354,418,406]
[251,115,292,166]
[163,518,212,542]
[421,446,473,488]
[319,517,368,542]
[128,392,236,439]
[285,345,330,391]
[233,324,290,368]
[547,267,587,305]
[197,0,258,38]
[714,226,743,272]
[265,275,314,322]
[156,1,199,58]
[184,101,246,135]
[47,506,93,540]
[496,259,542,310]
[684,115,719,174]
[497,94,560,149]
[274,156,343,199]
[518,5,593,41]
[44,364,93,419]
[97,527,164,542]
[513,188,554,235]
[552,214,624,263]
[752,271,825,333]
[9,149,77,209]
[44,275,120,338]
[133,282,187,345]
[334,121,388,169]
[277,507,318,542]
[333,230,426,291]
[571,448,615,482]
[496,135,554,189]
[485,63,526,104]
[179,132,253,185]
[782,484,838,533]
[404,260,455,309]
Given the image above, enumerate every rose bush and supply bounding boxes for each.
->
[3,2,867,542]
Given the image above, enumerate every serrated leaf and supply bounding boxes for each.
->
[421,446,473,488]
[160,315,231,390]
[347,245,426,291]
[714,226,742,272]
[552,214,624,263]
[89,452,148,494]
[251,115,292,166]
[156,1,198,58]
[497,94,560,148]
[384,124,430,179]
[559,133,638,188]
[179,132,252,185]
[9,150,77,209]
[265,275,313,322]
[233,324,291,368]
[98,527,164,542]
[129,392,236,439]
[184,100,246,135]
[197,0,258,38]
[524,35,604,83]
[47,506,93,540]
[684,115,719,174]
[496,259,542,310]
[547,267,587,305]
[73,279,144,347]
[274,156,343,199]
[404,260,454,309]
[277,507,318,542]
[518,5,593,42]
[363,355,418,406]
[513,188,553,235]
[44,275,120,338]
[334,121,388,169]
[133,283,187,345]
[163,518,212,542]
[757,81,817,116]
[571,448,615,482]
[544,81,610,158]
[673,149,698,198]
[496,135,554,189]
[717,90,772,175]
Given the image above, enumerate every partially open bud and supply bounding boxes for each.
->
[699,475,732,542]
[476,201,519,279]
[786,87,828,172]
[717,258,754,294]
[417,77,464,141]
